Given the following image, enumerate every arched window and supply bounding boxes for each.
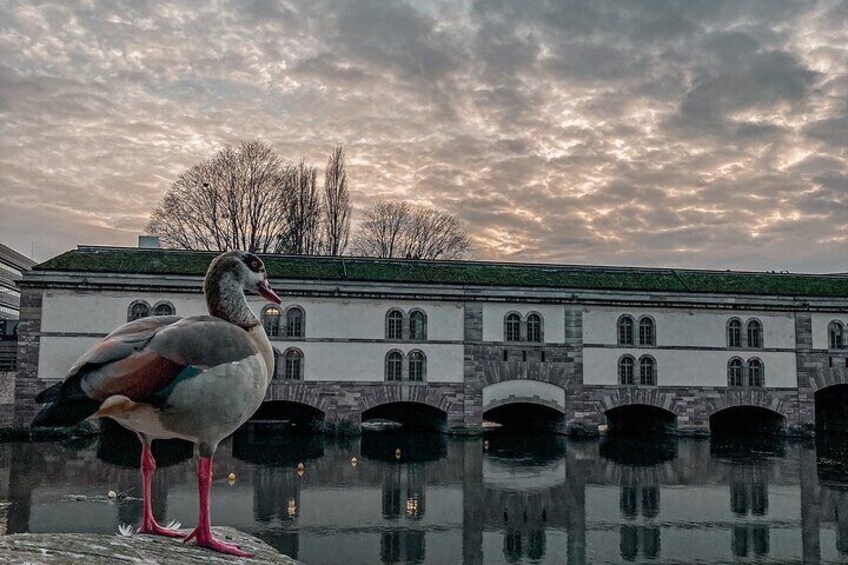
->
[727,319,742,348]
[385,351,403,381]
[638,317,655,346]
[262,306,281,337]
[830,321,845,350]
[128,301,150,322]
[619,356,635,385]
[618,315,634,346]
[283,348,303,380]
[153,302,175,316]
[747,320,762,349]
[409,310,427,341]
[285,307,304,338]
[526,313,543,343]
[505,313,521,342]
[639,356,656,385]
[408,351,426,382]
[728,358,744,387]
[748,359,764,387]
[386,310,403,340]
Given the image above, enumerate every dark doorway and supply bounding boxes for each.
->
[483,402,565,434]
[362,402,448,433]
[604,405,677,435]
[816,385,848,436]
[710,406,785,437]
[249,401,325,432]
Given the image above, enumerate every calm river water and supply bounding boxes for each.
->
[2,428,848,564]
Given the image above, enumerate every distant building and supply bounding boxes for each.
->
[0,243,35,372]
[7,243,848,435]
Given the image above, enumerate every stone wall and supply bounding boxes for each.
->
[11,290,41,429]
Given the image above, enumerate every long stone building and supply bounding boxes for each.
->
[7,244,848,436]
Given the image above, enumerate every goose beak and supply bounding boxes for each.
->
[257,277,282,304]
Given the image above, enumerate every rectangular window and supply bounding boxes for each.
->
[0,350,15,372]
[541,350,546,362]
[503,350,509,362]
[522,351,527,362]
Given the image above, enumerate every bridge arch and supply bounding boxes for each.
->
[816,383,848,436]
[482,381,566,433]
[709,405,786,436]
[707,390,791,419]
[361,401,448,432]
[603,404,678,435]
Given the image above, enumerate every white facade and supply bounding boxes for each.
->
[30,278,847,391]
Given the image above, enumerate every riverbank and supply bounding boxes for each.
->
[0,527,302,564]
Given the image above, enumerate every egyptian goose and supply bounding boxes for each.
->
[32,251,281,557]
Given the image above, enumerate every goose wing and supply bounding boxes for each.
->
[33,316,259,426]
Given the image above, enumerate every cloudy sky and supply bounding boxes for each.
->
[1,0,847,271]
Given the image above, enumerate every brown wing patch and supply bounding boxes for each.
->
[82,350,186,402]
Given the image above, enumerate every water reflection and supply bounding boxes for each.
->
[6,430,848,563]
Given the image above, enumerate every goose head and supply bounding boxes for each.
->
[204,251,282,326]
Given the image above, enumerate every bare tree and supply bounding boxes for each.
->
[279,160,323,255]
[322,145,351,256]
[148,140,291,253]
[352,200,472,260]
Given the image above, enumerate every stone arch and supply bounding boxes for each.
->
[264,381,331,413]
[481,360,571,389]
[598,388,680,415]
[482,379,566,414]
[357,386,456,416]
[809,368,848,393]
[707,390,790,419]
[360,396,450,432]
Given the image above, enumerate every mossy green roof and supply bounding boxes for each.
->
[32,246,848,298]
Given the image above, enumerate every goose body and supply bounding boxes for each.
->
[32,251,281,557]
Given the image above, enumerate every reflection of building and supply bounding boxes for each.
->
[620,525,660,561]
[381,463,426,563]
[728,466,770,557]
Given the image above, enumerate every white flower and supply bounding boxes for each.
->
[165,520,182,531]
[117,524,134,537]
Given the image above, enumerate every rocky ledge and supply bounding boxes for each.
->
[0,527,302,564]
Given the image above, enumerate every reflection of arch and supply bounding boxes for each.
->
[232,426,324,466]
[599,434,677,466]
[360,430,447,462]
[482,380,566,414]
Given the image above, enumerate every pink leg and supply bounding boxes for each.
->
[184,456,251,557]
[137,443,183,538]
